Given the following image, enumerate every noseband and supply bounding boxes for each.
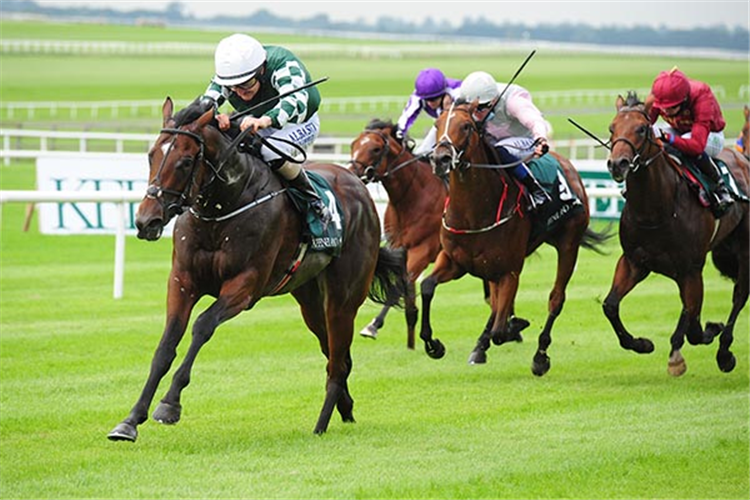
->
[435,104,479,172]
[610,108,664,173]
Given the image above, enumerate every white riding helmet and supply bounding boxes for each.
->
[213,34,267,87]
[459,71,500,104]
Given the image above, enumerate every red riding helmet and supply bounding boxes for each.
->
[652,68,690,109]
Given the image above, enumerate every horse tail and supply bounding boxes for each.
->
[368,246,408,307]
[581,223,615,255]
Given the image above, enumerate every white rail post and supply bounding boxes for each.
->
[113,201,126,299]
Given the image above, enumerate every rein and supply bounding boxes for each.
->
[150,125,287,223]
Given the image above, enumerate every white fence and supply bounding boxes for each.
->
[1,85,735,120]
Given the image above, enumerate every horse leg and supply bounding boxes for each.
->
[419,251,465,359]
[716,264,748,373]
[296,283,356,429]
[530,237,582,376]
[107,273,198,442]
[468,309,497,364]
[153,273,258,426]
[404,280,418,350]
[602,255,654,354]
[360,304,390,339]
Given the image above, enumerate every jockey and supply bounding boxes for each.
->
[459,71,552,211]
[396,68,462,156]
[646,67,734,214]
[202,33,331,224]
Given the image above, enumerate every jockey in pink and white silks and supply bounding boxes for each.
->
[459,71,553,212]
[396,68,462,156]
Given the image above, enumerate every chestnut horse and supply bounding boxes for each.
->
[604,92,749,375]
[739,105,750,160]
[348,120,445,349]
[107,98,406,441]
[422,101,608,374]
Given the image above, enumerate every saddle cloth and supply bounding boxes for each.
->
[666,150,749,208]
[286,169,345,256]
[527,154,585,241]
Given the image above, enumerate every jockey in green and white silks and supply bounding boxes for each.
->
[203,33,330,224]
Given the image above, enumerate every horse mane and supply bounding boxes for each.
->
[624,91,644,109]
[365,118,395,131]
[173,96,216,127]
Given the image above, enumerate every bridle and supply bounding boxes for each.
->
[434,103,480,173]
[610,107,665,173]
[350,130,419,182]
[145,127,224,219]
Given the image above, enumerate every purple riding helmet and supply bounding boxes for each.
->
[415,68,448,100]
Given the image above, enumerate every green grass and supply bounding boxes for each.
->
[1,20,749,499]
[1,158,748,499]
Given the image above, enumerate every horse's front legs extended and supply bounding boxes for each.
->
[153,272,259,425]
[420,251,465,359]
[602,255,654,354]
[108,272,198,442]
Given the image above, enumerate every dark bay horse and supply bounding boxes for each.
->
[604,92,749,375]
[422,101,608,374]
[107,98,406,441]
[349,120,445,349]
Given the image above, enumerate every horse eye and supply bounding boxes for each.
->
[636,125,648,136]
[608,125,614,134]
[177,157,194,169]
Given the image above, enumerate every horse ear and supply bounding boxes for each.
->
[162,97,174,126]
[615,95,625,111]
[469,99,479,113]
[196,108,215,128]
[744,105,749,119]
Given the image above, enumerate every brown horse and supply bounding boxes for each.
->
[348,120,446,349]
[421,101,608,374]
[604,92,749,375]
[739,105,750,160]
[107,97,406,442]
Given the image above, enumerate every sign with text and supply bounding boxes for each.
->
[35,155,178,235]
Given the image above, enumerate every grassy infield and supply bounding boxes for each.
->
[1,20,749,500]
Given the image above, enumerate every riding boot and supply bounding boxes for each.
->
[519,172,552,212]
[696,153,734,213]
[286,167,332,226]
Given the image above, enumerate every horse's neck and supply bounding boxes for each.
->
[198,135,269,215]
[625,154,680,217]
[382,154,433,204]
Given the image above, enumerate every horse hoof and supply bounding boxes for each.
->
[153,401,182,425]
[468,350,487,364]
[531,353,550,376]
[633,338,655,354]
[425,339,446,359]
[667,359,687,377]
[508,317,530,336]
[359,323,378,339]
[717,351,736,373]
[107,422,137,442]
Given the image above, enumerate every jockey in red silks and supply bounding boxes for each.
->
[646,67,734,215]
[396,68,462,156]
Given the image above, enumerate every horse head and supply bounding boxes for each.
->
[349,119,408,183]
[607,91,662,183]
[432,100,483,178]
[135,97,218,241]
[740,105,750,160]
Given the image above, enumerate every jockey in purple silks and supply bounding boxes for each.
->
[396,68,462,156]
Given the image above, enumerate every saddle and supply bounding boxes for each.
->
[664,148,748,210]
